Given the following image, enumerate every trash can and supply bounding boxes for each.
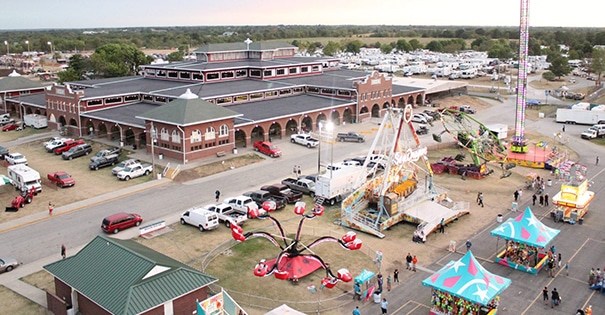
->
[156,174,162,180]
[373,292,381,304]
[159,153,163,160]
[497,214,503,223]
[547,179,552,187]
[579,218,584,225]
[233,148,238,154]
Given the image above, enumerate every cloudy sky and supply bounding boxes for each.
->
[1,0,602,30]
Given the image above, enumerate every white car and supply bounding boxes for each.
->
[112,158,141,175]
[5,152,27,165]
[417,112,434,122]
[0,257,19,273]
[411,114,428,124]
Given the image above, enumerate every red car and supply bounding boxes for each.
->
[101,212,143,234]
[47,172,76,188]
[2,121,20,132]
[53,139,85,155]
[253,141,281,158]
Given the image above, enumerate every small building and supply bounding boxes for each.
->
[44,235,217,315]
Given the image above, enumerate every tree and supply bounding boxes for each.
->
[90,44,149,77]
[409,39,423,51]
[322,41,341,56]
[343,40,363,54]
[425,40,443,52]
[380,44,393,54]
[549,56,572,78]
[395,39,412,52]
[590,47,605,85]
[56,68,80,83]
[167,51,183,62]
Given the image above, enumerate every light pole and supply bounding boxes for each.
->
[150,122,157,179]
[3,40,8,56]
[25,40,30,56]
[318,121,323,174]
[326,121,334,178]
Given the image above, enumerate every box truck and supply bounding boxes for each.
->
[23,114,48,129]
[315,167,367,206]
[556,108,605,125]
[7,164,42,193]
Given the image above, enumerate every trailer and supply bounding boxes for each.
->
[556,108,605,125]
[315,167,366,206]
[486,124,508,140]
[23,114,48,129]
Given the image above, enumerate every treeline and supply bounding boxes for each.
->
[2,25,605,58]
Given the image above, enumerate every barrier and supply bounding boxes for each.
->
[216,151,226,157]
[139,220,166,236]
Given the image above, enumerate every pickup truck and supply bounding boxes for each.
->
[459,105,476,114]
[45,138,73,152]
[203,203,248,228]
[47,172,75,188]
[116,163,153,181]
[290,134,319,148]
[260,184,303,204]
[89,155,119,170]
[53,139,85,155]
[281,178,316,197]
[253,141,281,158]
[91,147,121,162]
[337,132,365,143]
[245,190,287,210]
[223,195,262,218]
[112,159,141,175]
[5,152,28,165]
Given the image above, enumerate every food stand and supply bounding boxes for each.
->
[551,164,594,224]
[422,251,511,315]
[490,207,560,274]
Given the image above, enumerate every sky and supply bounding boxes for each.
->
[1,0,603,30]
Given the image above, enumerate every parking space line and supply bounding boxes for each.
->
[391,300,430,314]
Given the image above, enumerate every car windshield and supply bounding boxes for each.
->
[116,162,126,167]
[269,145,277,150]
[58,174,70,179]
[123,166,133,172]
[13,154,24,159]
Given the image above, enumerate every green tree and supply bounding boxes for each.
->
[425,40,443,52]
[395,39,412,52]
[542,71,556,81]
[590,47,605,85]
[167,51,183,62]
[344,40,363,54]
[56,68,80,83]
[409,39,423,51]
[380,44,393,54]
[90,44,149,77]
[549,56,571,78]
[322,41,341,56]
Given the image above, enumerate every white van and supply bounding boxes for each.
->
[7,164,42,193]
[180,207,219,231]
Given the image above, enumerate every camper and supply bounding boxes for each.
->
[7,164,42,193]
[23,114,48,129]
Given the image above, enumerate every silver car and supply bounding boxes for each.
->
[0,257,19,273]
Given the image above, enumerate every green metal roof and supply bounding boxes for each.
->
[44,235,217,315]
[136,89,241,125]
[0,75,44,92]
[195,41,295,53]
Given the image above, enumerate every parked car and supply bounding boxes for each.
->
[411,114,428,124]
[2,121,21,132]
[0,145,9,160]
[47,171,76,188]
[101,212,143,234]
[45,138,73,153]
[253,141,281,158]
[5,152,27,165]
[416,112,434,122]
[62,143,92,160]
[0,257,19,273]
[112,159,141,175]
[180,207,219,232]
[336,132,365,143]
[53,139,85,155]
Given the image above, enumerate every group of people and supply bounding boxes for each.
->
[501,240,541,267]
[542,286,561,308]
[405,253,418,272]
[588,267,605,289]
[429,289,499,315]
[412,229,426,243]
[532,192,549,207]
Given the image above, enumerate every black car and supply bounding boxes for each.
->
[0,145,8,160]
[62,143,92,160]
[89,156,119,170]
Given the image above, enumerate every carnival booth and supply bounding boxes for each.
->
[354,269,377,302]
[551,162,594,224]
[490,207,560,274]
[422,251,511,315]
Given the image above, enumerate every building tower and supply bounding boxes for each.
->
[511,0,530,153]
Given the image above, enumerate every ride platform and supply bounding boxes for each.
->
[506,143,566,169]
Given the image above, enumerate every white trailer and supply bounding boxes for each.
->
[23,114,48,129]
[315,167,366,206]
[7,164,42,193]
[556,108,605,125]
[486,124,508,140]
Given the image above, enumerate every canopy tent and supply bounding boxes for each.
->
[422,251,511,306]
[265,304,306,315]
[490,207,559,248]
[490,207,560,274]
[0,175,12,186]
[527,99,540,105]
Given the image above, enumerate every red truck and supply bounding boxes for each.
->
[253,141,281,158]
[53,139,85,155]
[47,172,76,188]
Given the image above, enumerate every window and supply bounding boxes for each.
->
[179,72,191,79]
[124,95,139,102]
[312,65,320,72]
[289,67,298,74]
[168,71,178,78]
[280,89,292,96]
[265,91,277,97]
[171,130,180,143]
[219,124,228,137]
[307,87,319,93]
[293,87,303,93]
[236,70,247,77]
[207,73,219,80]
[145,69,156,76]
[250,70,261,77]
[191,129,202,143]
[205,127,216,141]
[301,67,309,73]
[234,95,248,102]
[160,128,169,141]
[155,96,167,103]
[105,97,122,104]
[192,73,203,80]
[221,71,235,79]
[321,88,334,95]
[156,70,166,77]
[276,69,286,75]
[263,70,273,77]
[216,97,232,104]
[143,95,153,101]
[250,93,263,100]
[87,99,102,106]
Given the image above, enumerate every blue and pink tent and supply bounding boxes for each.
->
[422,251,511,314]
[490,207,560,274]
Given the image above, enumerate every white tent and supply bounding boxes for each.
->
[264,304,307,315]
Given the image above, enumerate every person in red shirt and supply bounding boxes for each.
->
[412,255,418,272]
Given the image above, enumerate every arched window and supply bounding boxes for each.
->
[160,128,169,141]
[171,130,180,143]
[205,126,216,141]
[219,124,228,137]
[191,129,202,143]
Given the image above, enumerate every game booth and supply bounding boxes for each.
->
[422,251,511,315]
[490,207,560,274]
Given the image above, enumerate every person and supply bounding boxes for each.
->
[465,240,472,252]
[412,255,418,272]
[532,193,537,206]
[61,244,66,259]
[596,156,600,166]
[406,253,413,270]
[551,288,560,308]
[293,165,298,175]
[544,193,549,206]
[297,165,301,176]
[542,286,549,305]
[439,218,445,234]
[476,192,481,205]
[562,125,566,132]
[539,195,544,206]
[377,274,383,292]
[48,202,53,215]
[393,268,399,283]
[421,230,426,243]
[352,306,360,315]
[381,297,388,314]
[215,190,220,202]
[557,253,562,269]
[353,282,361,301]
[386,274,392,291]
[478,192,484,207]
[513,190,519,202]
[565,261,569,276]
[548,258,555,278]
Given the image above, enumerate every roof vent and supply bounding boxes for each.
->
[178,88,198,100]
[8,70,21,77]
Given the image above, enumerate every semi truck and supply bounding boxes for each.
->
[23,114,48,129]
[315,167,366,206]
[556,108,605,125]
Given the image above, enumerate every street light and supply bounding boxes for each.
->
[3,40,8,56]
[150,122,157,179]
[326,122,334,178]
[25,40,30,55]
[318,121,323,174]
[317,121,334,175]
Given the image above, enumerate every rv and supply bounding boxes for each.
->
[7,165,42,193]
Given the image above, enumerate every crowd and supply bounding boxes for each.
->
[501,240,541,267]
[429,289,498,315]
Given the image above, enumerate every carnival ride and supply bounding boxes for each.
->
[340,106,469,238]
[432,109,514,179]
[231,201,361,288]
